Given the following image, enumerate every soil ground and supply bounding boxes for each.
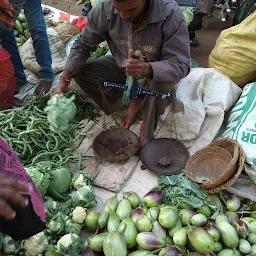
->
[42,0,233,67]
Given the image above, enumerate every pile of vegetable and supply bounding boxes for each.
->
[0,167,96,256]
[81,189,256,256]
[0,93,99,165]
[88,41,109,61]
[14,10,30,47]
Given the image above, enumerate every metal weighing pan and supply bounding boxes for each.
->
[140,138,189,175]
[93,127,141,162]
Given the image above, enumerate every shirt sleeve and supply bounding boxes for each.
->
[64,3,108,76]
[149,8,191,84]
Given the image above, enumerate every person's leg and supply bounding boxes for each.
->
[23,0,53,94]
[141,81,175,145]
[0,0,27,89]
[74,56,127,114]
[0,28,26,83]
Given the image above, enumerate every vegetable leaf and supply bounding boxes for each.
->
[156,171,216,210]
[196,176,211,182]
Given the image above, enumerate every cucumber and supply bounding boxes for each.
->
[15,20,23,34]
[24,29,30,40]
[18,13,26,22]
[15,37,21,43]
[22,22,28,30]
[14,30,19,37]
[19,35,26,45]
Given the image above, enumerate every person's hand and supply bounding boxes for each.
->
[0,173,32,220]
[125,49,153,79]
[51,71,73,96]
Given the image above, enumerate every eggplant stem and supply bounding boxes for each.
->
[219,192,227,206]
[152,248,161,254]
[237,210,256,214]
[94,226,100,235]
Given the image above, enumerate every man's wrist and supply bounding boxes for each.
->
[142,63,153,80]
[60,71,74,86]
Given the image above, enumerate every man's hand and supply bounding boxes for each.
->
[51,71,73,96]
[126,49,153,79]
[0,173,31,220]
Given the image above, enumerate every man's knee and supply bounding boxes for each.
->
[148,80,176,96]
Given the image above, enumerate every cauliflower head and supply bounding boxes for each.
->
[23,232,48,256]
[73,174,86,190]
[72,206,87,224]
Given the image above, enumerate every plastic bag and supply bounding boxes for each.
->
[0,47,15,110]
[222,83,256,165]
[209,11,256,87]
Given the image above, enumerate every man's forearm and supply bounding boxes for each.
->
[61,70,74,82]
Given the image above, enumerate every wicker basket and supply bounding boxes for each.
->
[185,146,233,188]
[206,145,245,193]
[200,138,240,189]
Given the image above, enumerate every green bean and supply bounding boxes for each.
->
[31,151,60,165]
[18,129,40,139]
[21,143,28,156]
[1,112,15,124]
[30,137,46,150]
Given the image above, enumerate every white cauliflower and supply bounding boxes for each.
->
[73,174,87,190]
[23,232,48,256]
[57,234,81,255]
[72,206,87,224]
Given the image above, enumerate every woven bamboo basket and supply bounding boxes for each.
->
[206,145,245,193]
[185,146,233,188]
[200,138,240,189]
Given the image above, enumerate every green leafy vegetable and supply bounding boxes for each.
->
[88,41,109,60]
[25,166,51,195]
[44,95,77,133]
[156,172,216,210]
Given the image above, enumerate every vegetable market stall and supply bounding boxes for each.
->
[1,4,256,256]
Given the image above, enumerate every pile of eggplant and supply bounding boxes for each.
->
[83,191,256,256]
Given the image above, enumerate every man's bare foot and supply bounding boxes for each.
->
[121,98,143,129]
[139,122,149,147]
[34,79,53,95]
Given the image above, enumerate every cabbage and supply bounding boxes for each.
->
[183,9,194,25]
[44,95,77,133]
[47,167,72,200]
[25,166,51,195]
